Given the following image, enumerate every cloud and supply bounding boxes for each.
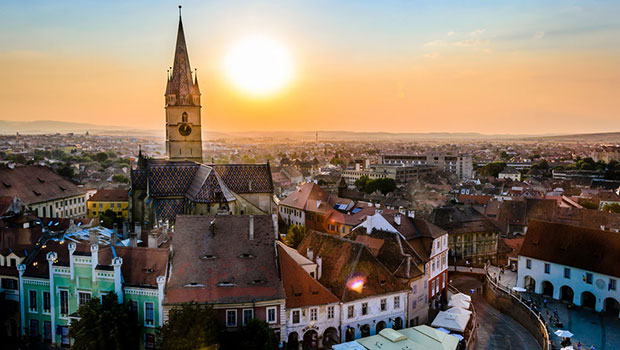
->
[470,29,486,37]
[447,31,455,37]
[424,52,441,59]
[533,31,545,40]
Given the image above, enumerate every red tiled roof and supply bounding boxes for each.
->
[165,215,285,304]
[88,189,129,202]
[279,182,328,210]
[0,165,84,205]
[278,244,339,308]
[519,220,620,278]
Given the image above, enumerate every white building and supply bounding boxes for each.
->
[517,220,620,316]
[379,152,473,180]
[498,167,521,181]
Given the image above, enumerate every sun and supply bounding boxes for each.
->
[223,35,294,98]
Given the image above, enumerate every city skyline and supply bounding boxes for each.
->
[1,0,619,134]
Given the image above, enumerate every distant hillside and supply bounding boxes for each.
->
[527,132,620,142]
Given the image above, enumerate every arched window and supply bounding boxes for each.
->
[182,112,188,123]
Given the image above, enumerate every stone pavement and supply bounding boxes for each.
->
[490,266,620,350]
[451,275,540,350]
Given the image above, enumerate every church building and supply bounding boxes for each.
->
[129,9,274,227]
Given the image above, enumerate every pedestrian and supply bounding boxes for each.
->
[591,345,596,350]
[578,341,581,349]
[544,298,548,308]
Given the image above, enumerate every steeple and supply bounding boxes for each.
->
[166,5,200,106]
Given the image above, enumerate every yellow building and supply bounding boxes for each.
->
[87,189,129,219]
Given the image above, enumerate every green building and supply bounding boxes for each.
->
[18,239,168,348]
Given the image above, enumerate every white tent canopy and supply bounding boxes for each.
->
[450,292,472,302]
[448,298,471,309]
[445,307,472,316]
[431,311,470,333]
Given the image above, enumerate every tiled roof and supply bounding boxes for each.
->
[297,230,409,302]
[165,215,285,304]
[0,165,83,205]
[279,182,327,210]
[185,165,235,203]
[278,243,339,308]
[431,206,499,234]
[520,220,620,278]
[98,245,168,287]
[89,189,129,202]
[211,164,274,194]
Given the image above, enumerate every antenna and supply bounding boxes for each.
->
[178,5,182,17]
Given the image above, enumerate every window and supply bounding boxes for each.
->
[1,278,17,290]
[526,259,532,269]
[586,273,593,284]
[117,203,122,209]
[145,302,154,326]
[29,290,37,312]
[226,310,237,327]
[380,298,387,311]
[347,305,354,318]
[412,300,417,309]
[610,279,617,291]
[267,307,277,324]
[327,306,334,319]
[78,292,91,306]
[60,290,69,316]
[544,263,550,274]
[43,291,50,313]
[292,310,300,324]
[413,285,417,295]
[29,319,38,337]
[361,302,368,315]
[44,320,51,341]
[394,296,401,309]
[242,309,253,325]
[129,301,139,322]
[564,268,571,279]
[310,307,318,321]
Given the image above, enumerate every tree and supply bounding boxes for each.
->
[354,175,370,192]
[94,152,109,163]
[101,209,119,229]
[285,224,307,249]
[234,319,279,350]
[580,201,598,210]
[57,163,75,178]
[478,161,506,177]
[602,203,620,213]
[366,178,397,195]
[161,303,219,350]
[500,151,510,160]
[112,174,129,183]
[69,293,139,350]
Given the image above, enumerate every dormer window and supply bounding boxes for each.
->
[239,253,255,259]
[184,282,204,288]
[217,281,237,287]
[201,254,217,260]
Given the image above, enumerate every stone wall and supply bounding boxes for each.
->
[483,276,551,350]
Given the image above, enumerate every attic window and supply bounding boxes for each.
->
[2,181,11,188]
[58,185,66,191]
[32,190,41,196]
[239,253,255,259]
[380,280,387,286]
[37,177,45,183]
[201,254,217,260]
[249,279,266,285]
[531,240,539,246]
[184,282,204,288]
[143,268,154,274]
[216,281,237,287]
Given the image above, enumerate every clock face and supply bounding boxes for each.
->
[178,123,192,136]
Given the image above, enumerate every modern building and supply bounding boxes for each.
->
[164,215,287,344]
[341,164,434,184]
[379,152,473,180]
[18,239,168,348]
[87,189,129,219]
[0,165,88,218]
[517,220,620,316]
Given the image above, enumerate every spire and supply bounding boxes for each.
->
[166,6,199,104]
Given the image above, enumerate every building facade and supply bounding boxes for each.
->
[87,189,129,219]
[379,152,473,180]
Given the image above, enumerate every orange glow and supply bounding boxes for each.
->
[347,275,366,293]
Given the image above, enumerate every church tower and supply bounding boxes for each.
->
[165,6,203,162]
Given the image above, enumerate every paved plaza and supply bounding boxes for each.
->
[489,266,620,350]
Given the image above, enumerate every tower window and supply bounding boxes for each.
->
[182,112,188,123]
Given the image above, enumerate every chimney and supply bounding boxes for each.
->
[406,256,411,278]
[112,257,123,303]
[316,255,322,280]
[89,229,98,245]
[135,222,142,241]
[148,230,158,248]
[272,214,279,239]
[90,244,99,282]
[408,210,415,218]
[394,213,401,226]
[129,232,137,248]
[307,248,314,261]
[112,223,118,246]
[122,221,129,239]
[249,215,255,240]
[316,200,321,209]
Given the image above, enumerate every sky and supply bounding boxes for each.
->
[1,0,619,134]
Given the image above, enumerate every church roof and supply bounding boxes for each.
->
[165,10,199,105]
[211,164,274,194]
[186,165,236,203]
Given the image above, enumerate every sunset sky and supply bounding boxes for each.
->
[1,0,619,134]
